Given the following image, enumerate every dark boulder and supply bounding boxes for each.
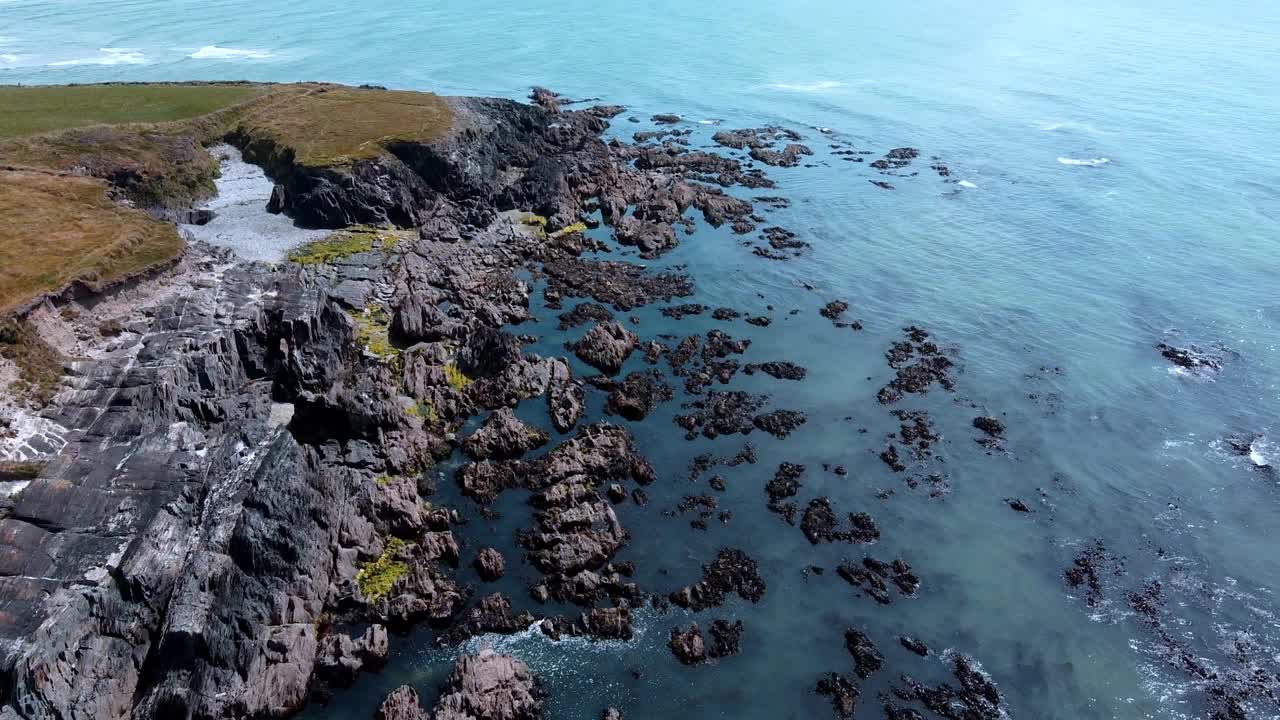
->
[573,322,638,375]
[474,548,506,581]
[669,624,707,665]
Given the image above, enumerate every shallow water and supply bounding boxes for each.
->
[4,1,1280,718]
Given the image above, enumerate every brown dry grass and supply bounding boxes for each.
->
[234,86,452,167]
[0,170,183,314]
[0,318,64,406]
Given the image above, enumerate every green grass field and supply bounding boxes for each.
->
[0,83,267,139]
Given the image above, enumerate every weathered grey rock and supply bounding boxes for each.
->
[434,649,542,720]
[0,84,801,719]
[375,685,430,720]
[314,624,390,690]
[572,322,637,375]
[462,408,549,460]
[547,373,585,434]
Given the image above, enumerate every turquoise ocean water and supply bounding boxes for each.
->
[3,1,1280,718]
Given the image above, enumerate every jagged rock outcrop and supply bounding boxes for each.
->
[463,408,550,460]
[375,685,430,720]
[433,650,543,720]
[474,547,507,581]
[572,322,638,375]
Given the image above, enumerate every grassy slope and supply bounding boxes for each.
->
[0,83,267,140]
[0,171,183,313]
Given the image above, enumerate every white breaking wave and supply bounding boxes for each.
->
[0,54,17,64]
[1040,121,1100,133]
[1057,156,1110,166]
[50,48,146,66]
[189,45,274,60]
[764,80,844,92]
[958,180,978,189]
[1249,437,1274,467]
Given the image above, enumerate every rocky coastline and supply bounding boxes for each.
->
[0,81,1267,720]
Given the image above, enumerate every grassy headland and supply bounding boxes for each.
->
[0,82,453,319]
[234,86,451,167]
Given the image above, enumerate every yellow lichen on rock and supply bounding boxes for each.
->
[349,304,398,365]
[355,537,408,604]
[444,362,472,392]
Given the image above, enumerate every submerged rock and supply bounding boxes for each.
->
[708,618,745,658]
[844,629,884,679]
[800,499,880,544]
[743,361,808,380]
[815,673,859,720]
[558,302,615,330]
[837,557,920,605]
[601,369,674,421]
[899,636,930,657]
[878,327,956,404]
[1156,341,1226,373]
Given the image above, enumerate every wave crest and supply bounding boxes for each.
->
[764,80,843,92]
[1057,156,1110,166]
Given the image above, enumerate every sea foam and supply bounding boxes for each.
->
[189,45,274,60]
[50,48,146,66]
